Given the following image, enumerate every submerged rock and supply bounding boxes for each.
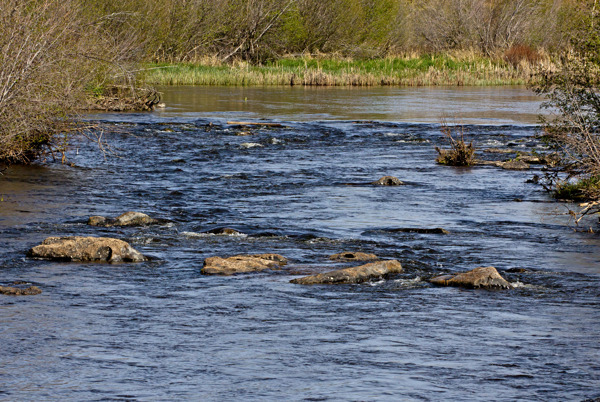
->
[372,176,405,186]
[204,227,245,236]
[290,260,403,285]
[88,211,161,227]
[429,266,512,289]
[391,228,449,235]
[329,251,379,261]
[483,148,516,154]
[240,142,264,149]
[201,254,287,275]
[516,155,543,164]
[28,236,146,263]
[88,216,109,226]
[0,285,42,296]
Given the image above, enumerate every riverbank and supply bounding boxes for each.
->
[142,54,536,87]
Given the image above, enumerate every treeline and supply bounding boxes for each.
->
[1,0,597,164]
[83,0,590,63]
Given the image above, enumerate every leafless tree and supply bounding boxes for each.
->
[0,0,145,163]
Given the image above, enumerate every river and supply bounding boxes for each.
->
[1,86,599,401]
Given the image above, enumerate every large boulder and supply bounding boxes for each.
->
[201,254,287,275]
[88,211,161,227]
[372,176,405,186]
[0,285,42,296]
[28,236,146,263]
[290,260,403,285]
[429,266,512,289]
[329,251,379,262]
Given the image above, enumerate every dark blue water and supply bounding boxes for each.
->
[1,87,599,401]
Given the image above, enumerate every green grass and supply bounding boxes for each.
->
[554,176,600,201]
[141,54,530,87]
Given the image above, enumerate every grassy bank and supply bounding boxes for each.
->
[142,54,536,87]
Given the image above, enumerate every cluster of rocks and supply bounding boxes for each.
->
[14,209,516,296]
[9,211,159,296]
[88,211,165,227]
[478,149,558,171]
[199,248,513,290]
[0,284,42,296]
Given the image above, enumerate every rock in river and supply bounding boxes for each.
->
[290,260,403,285]
[391,228,449,234]
[500,159,530,170]
[329,251,379,261]
[372,176,405,186]
[28,236,146,263]
[202,254,287,275]
[0,285,42,296]
[203,227,245,236]
[88,211,161,227]
[429,266,512,289]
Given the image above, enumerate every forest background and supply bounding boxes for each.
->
[0,0,598,177]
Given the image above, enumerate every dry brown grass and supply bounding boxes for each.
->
[435,122,476,166]
[503,45,542,68]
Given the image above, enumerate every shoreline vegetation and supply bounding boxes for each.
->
[1,0,599,223]
[141,54,537,87]
[1,0,590,164]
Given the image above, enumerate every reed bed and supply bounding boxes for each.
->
[141,55,534,87]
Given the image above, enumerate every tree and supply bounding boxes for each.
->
[0,0,143,164]
[532,0,600,222]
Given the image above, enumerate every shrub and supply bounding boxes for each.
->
[435,123,476,166]
[531,0,600,222]
[503,44,541,68]
[0,0,142,164]
[554,176,600,201]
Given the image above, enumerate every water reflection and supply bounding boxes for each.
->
[154,86,543,125]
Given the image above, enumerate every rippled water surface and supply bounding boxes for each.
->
[1,87,599,401]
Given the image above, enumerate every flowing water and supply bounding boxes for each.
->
[1,86,599,401]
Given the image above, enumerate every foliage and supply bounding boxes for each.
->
[531,0,600,221]
[435,123,476,166]
[82,0,578,64]
[553,176,600,201]
[411,0,555,55]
